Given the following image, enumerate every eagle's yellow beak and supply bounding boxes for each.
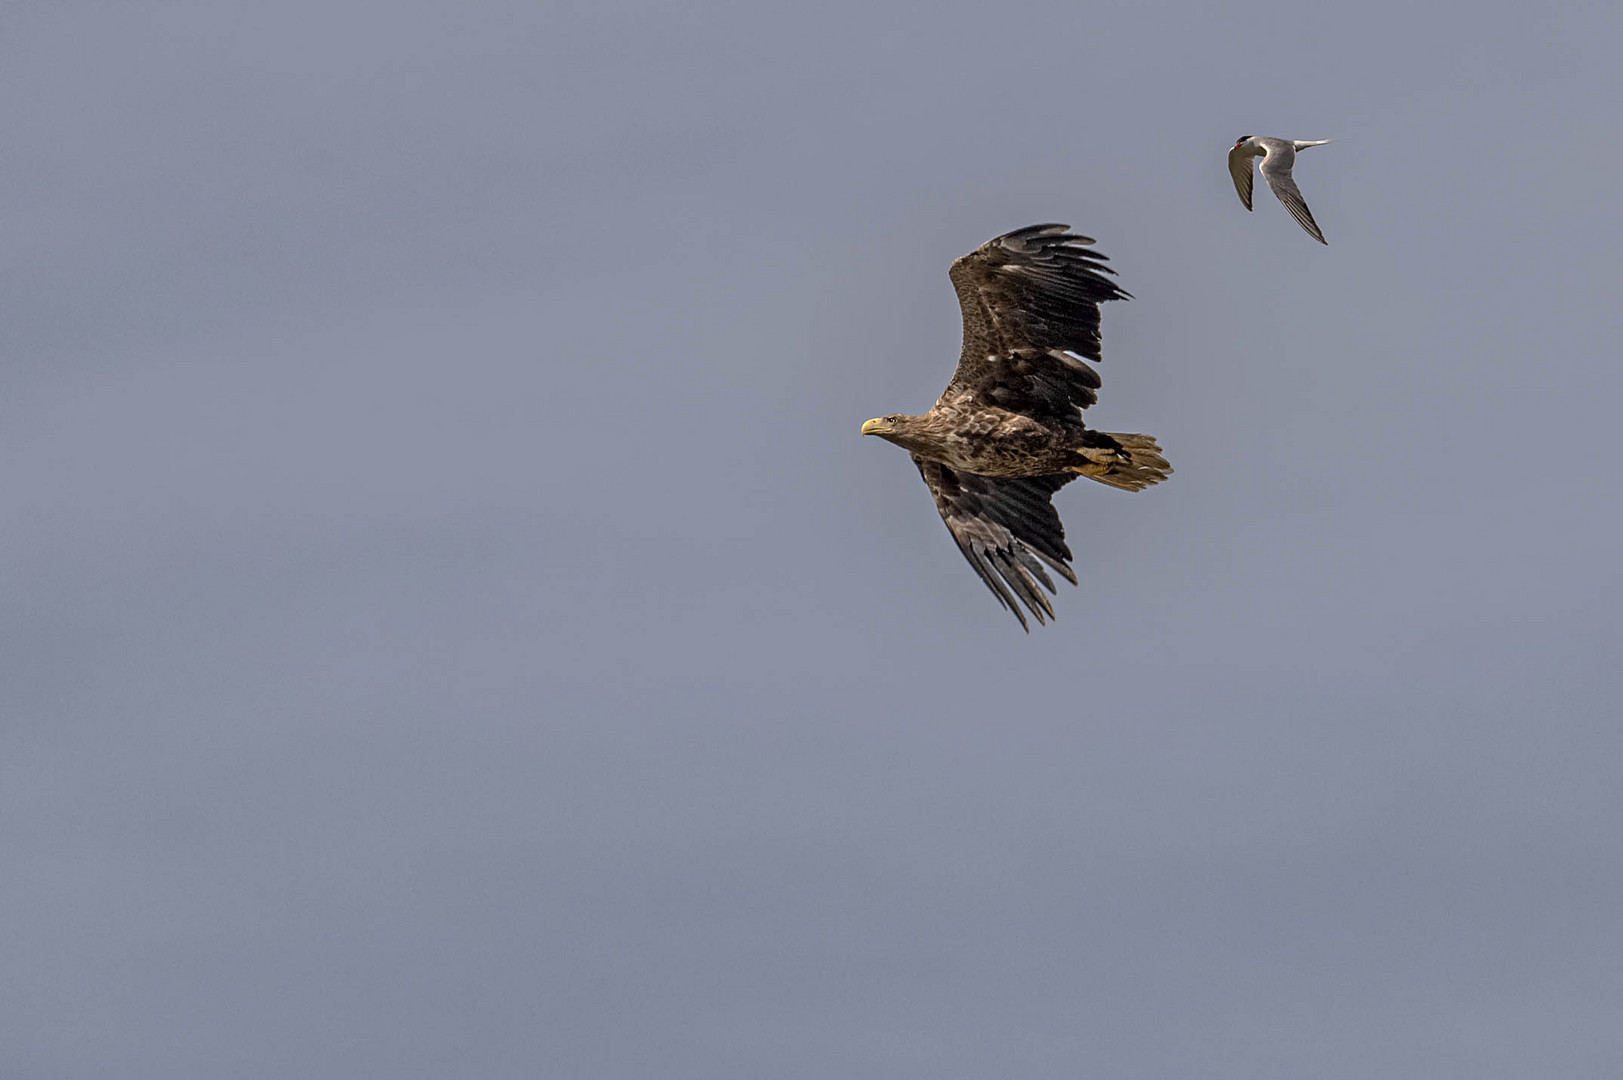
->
[861,417,890,436]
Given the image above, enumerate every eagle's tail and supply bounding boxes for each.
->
[1071,432,1172,492]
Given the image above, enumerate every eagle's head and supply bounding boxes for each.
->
[863,413,927,445]
[862,413,935,454]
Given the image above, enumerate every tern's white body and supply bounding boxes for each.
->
[1228,135,1332,244]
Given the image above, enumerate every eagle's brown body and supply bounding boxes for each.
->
[875,397,1163,483]
[861,224,1171,629]
[882,399,1069,477]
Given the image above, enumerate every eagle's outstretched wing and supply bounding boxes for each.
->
[913,456,1079,631]
[943,224,1131,422]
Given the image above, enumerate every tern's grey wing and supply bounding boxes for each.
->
[1227,144,1254,210]
[1259,148,1327,244]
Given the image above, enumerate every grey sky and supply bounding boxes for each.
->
[4,1,1621,1076]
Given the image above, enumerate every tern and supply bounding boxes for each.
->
[1228,136,1332,244]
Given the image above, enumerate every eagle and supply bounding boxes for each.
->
[861,224,1170,630]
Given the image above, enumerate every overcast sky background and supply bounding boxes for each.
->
[5,1,1622,1076]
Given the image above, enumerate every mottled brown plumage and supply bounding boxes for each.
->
[862,224,1170,630]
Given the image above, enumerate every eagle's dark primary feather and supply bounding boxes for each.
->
[913,456,1079,631]
[945,223,1131,421]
